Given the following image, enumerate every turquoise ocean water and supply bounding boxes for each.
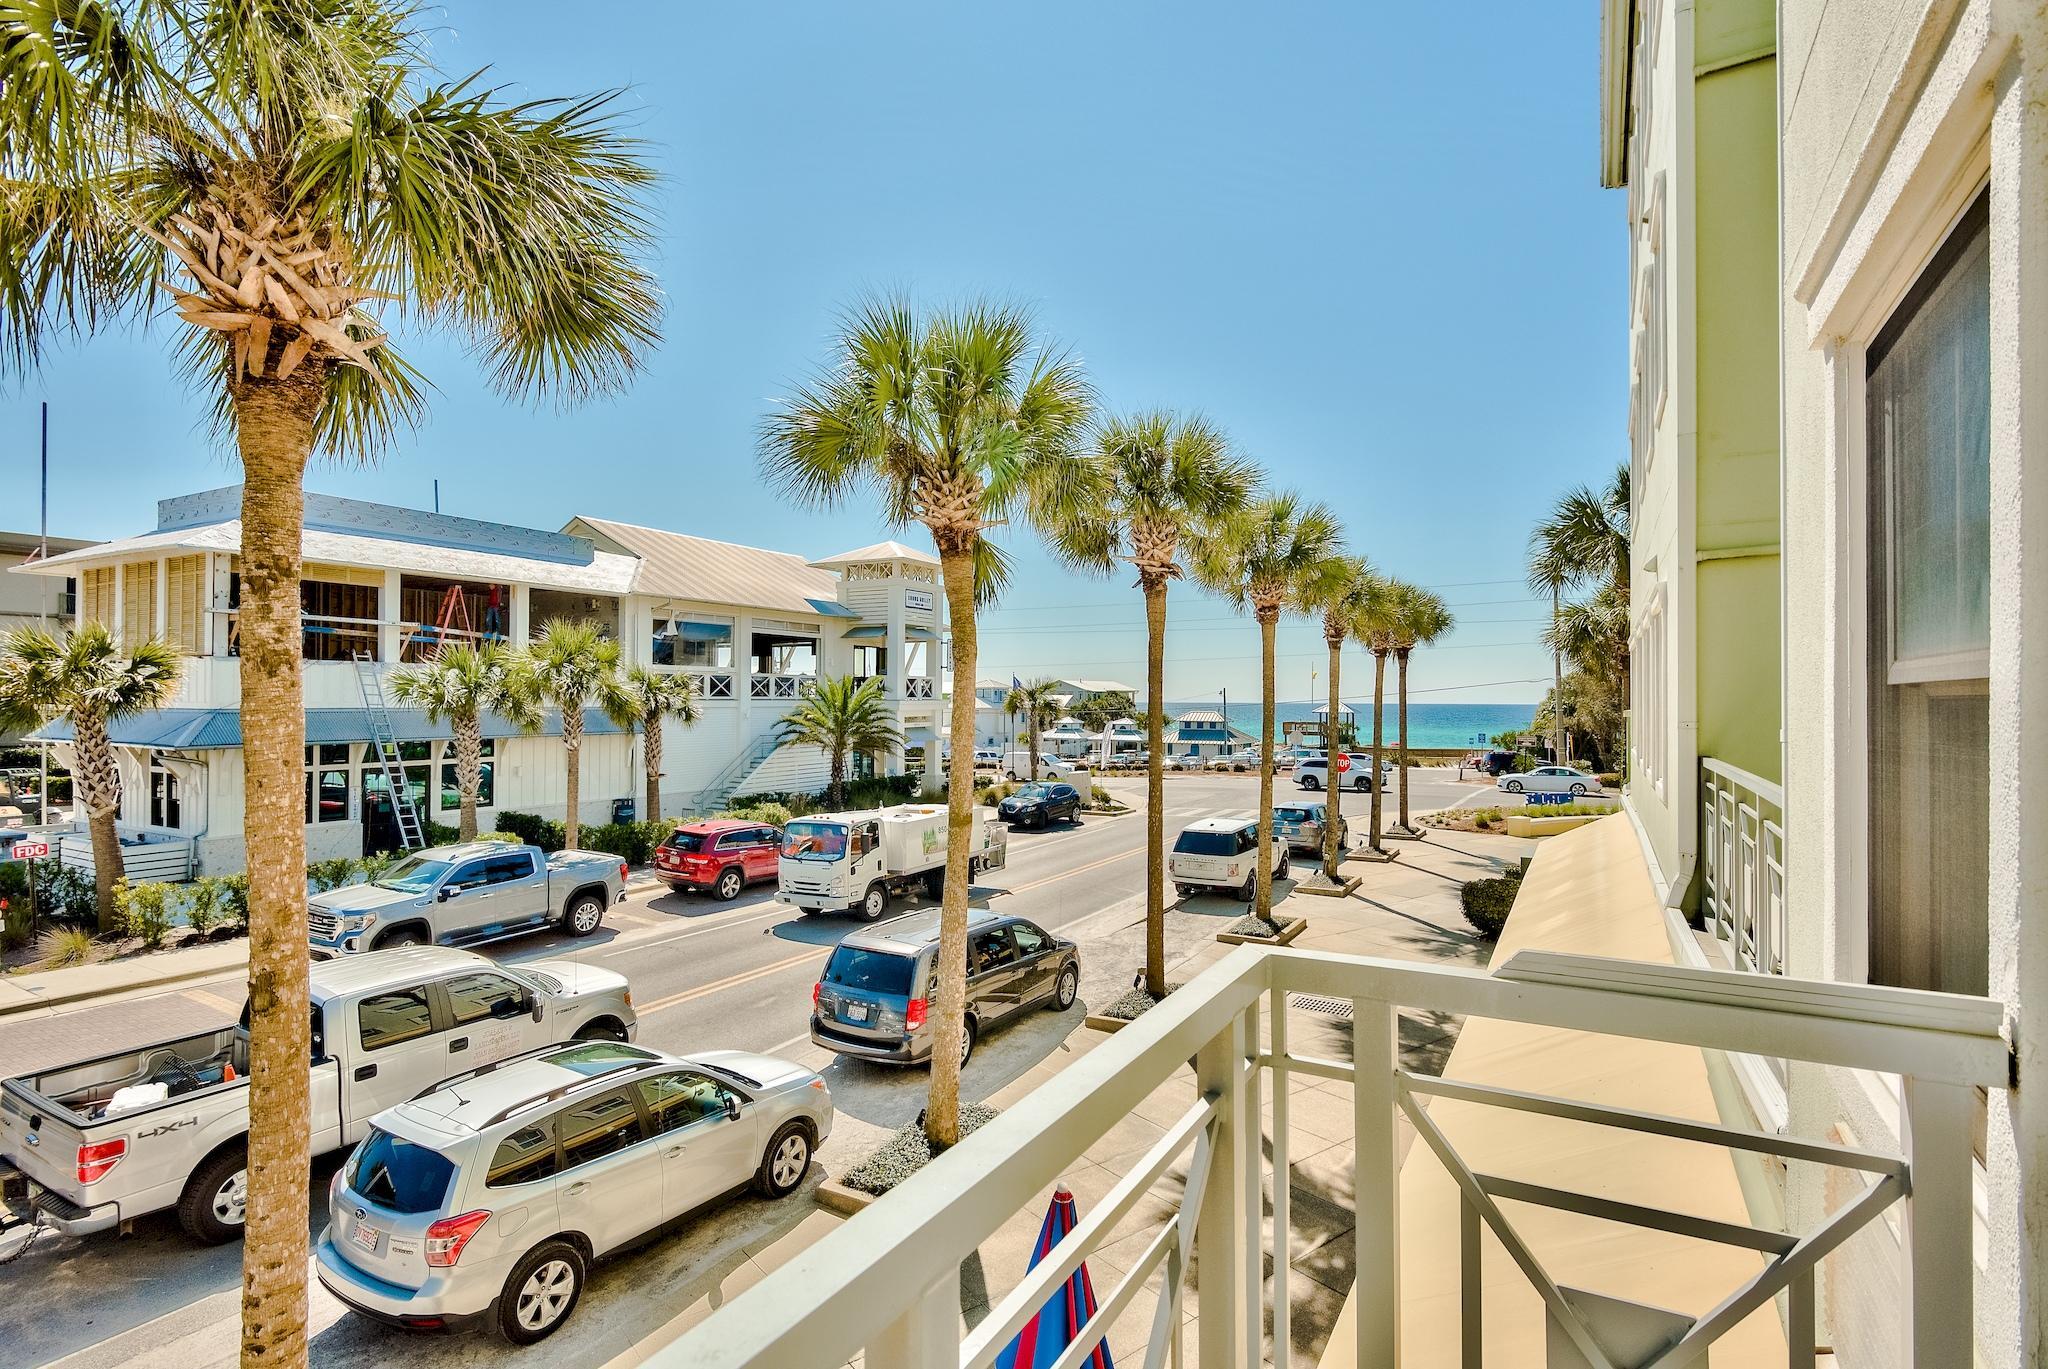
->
[1170,701,1537,750]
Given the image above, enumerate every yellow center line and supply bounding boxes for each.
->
[638,947,829,1015]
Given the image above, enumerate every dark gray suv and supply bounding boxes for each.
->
[810,910,1081,1067]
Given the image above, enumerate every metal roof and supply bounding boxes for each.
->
[1175,710,1228,724]
[31,706,627,749]
[810,540,939,569]
[567,516,843,617]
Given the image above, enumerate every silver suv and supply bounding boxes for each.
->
[314,1040,832,1343]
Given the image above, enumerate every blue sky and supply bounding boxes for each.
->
[0,3,1622,706]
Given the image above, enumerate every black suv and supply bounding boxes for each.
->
[997,781,1083,828]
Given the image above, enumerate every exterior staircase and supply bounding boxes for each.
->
[694,729,784,815]
[353,652,426,851]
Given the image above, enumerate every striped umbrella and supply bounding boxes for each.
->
[996,1185,1114,1369]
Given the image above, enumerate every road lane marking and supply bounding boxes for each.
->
[638,947,829,1015]
[185,987,243,1015]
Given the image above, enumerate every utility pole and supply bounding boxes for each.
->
[1551,584,1564,764]
[38,402,49,819]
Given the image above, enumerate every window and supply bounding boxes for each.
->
[300,578,379,662]
[348,1128,456,1214]
[852,644,888,680]
[488,1123,559,1188]
[447,861,493,891]
[971,927,1017,975]
[654,616,733,669]
[149,758,181,830]
[443,972,528,1026]
[358,987,436,1050]
[1173,829,1237,857]
[822,946,916,995]
[79,566,115,628]
[1866,192,1991,998]
[164,555,206,655]
[122,559,157,646]
[555,1087,647,1169]
[638,1071,729,1134]
[440,739,494,812]
[1011,923,1049,958]
[484,852,536,884]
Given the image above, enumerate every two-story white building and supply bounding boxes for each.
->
[12,488,947,875]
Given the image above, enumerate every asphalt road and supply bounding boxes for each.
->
[0,766,1493,1369]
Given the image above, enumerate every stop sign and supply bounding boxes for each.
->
[1335,755,1351,773]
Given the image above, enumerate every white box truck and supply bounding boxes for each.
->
[776,804,1007,920]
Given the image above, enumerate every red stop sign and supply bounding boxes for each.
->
[1335,755,1351,773]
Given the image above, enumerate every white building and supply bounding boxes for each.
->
[13,489,946,875]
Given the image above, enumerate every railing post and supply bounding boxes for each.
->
[1270,985,1292,1367]
[1461,1194,1482,1369]
[867,1263,958,1368]
[1352,997,1401,1365]
[1195,1009,1248,1369]
[1241,998,1264,1369]
[1787,1267,1815,1369]
[1901,1075,1977,1367]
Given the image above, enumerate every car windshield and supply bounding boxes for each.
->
[1174,829,1240,857]
[663,831,706,853]
[781,821,847,860]
[347,1128,455,1215]
[374,856,453,892]
[1014,784,1052,800]
[824,946,916,995]
[1274,808,1310,824]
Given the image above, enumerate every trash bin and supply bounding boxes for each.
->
[611,798,636,824]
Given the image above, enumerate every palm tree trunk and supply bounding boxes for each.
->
[1143,580,1167,997]
[1256,610,1277,917]
[562,712,583,849]
[1323,636,1344,881]
[1369,649,1387,851]
[1027,713,1040,782]
[453,710,482,842]
[234,373,322,1369]
[72,713,123,933]
[1396,648,1412,832]
[829,747,845,809]
[642,712,663,824]
[926,546,977,1150]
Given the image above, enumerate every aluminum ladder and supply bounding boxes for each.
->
[353,652,425,851]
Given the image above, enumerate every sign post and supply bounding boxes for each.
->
[6,840,48,938]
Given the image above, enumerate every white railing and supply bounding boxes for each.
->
[907,676,935,699]
[748,673,815,700]
[1701,758,1785,977]
[661,945,2006,1369]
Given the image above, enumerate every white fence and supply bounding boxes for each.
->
[1700,758,1785,977]
[660,944,2006,1369]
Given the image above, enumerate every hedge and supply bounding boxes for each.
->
[1460,874,1522,938]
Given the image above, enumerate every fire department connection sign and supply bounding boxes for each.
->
[6,840,49,860]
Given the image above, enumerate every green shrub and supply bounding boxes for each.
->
[1460,875,1522,938]
[13,860,94,925]
[1,891,32,951]
[39,925,94,968]
[1595,772,1622,788]
[573,819,673,865]
[307,858,358,893]
[215,873,251,932]
[1510,753,1538,774]
[113,879,176,949]
[182,879,223,937]
[475,830,520,843]
[729,802,792,828]
[425,820,461,845]
[1089,784,1114,807]
[496,811,565,852]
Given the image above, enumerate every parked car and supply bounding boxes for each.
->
[1160,753,1196,771]
[971,747,1005,771]
[1497,765,1603,797]
[653,819,782,901]
[315,1039,830,1343]
[1003,750,1086,782]
[998,781,1083,828]
[809,909,1080,1067]
[1207,749,1264,772]
[1295,752,1377,793]
[0,948,635,1244]
[308,842,627,958]
[1272,802,1346,855]
[1475,750,1522,777]
[1169,817,1289,901]
[1274,748,1314,773]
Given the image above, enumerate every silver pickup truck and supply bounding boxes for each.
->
[0,947,636,1244]
[309,841,627,958]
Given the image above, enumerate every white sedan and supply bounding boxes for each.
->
[1497,765,1603,797]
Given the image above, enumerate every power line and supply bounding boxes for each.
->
[978,591,1544,616]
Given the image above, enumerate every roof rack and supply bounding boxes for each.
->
[481,1053,666,1130]
[406,1040,580,1103]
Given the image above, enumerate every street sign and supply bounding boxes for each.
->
[1335,755,1351,773]
[6,840,49,860]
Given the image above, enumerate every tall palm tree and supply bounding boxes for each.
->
[524,621,632,850]
[1001,677,1064,781]
[776,676,904,808]
[1387,584,1454,834]
[1529,462,1632,709]
[0,7,659,1353]
[1290,556,1382,881]
[1193,493,1343,918]
[0,625,181,930]
[621,667,700,823]
[1359,582,1403,853]
[387,643,537,842]
[759,296,1094,1150]
[1054,411,1256,997]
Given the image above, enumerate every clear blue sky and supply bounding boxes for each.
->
[0,3,1622,706]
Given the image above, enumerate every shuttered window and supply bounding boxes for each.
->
[79,567,115,628]
[121,560,157,645]
[164,555,206,655]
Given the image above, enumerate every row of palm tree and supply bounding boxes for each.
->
[759,296,1456,1154]
[1527,462,1631,768]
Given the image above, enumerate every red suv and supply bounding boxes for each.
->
[653,819,783,900]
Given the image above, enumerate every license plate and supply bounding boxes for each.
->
[845,1001,871,1023]
[349,1221,382,1253]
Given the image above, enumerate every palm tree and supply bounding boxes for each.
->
[1359,581,1403,853]
[1529,462,1632,712]
[0,7,659,1352]
[759,296,1094,1150]
[621,667,700,823]
[524,621,632,850]
[776,676,904,808]
[1193,493,1343,918]
[1387,584,1454,834]
[1291,556,1383,881]
[386,644,537,842]
[1001,678,1065,781]
[1054,411,1256,997]
[0,626,181,930]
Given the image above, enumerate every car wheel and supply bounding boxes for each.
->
[572,1018,628,1042]
[1505,780,1524,793]
[177,1144,248,1244]
[496,1241,586,1344]
[564,893,605,937]
[924,868,945,899]
[1238,870,1257,902]
[859,884,888,921]
[373,926,424,951]
[755,1121,813,1198]
[1277,855,1291,881]
[1354,776,1370,792]
[1052,964,1079,1011]
[1570,783,1587,796]
[714,867,744,901]
[958,1018,977,1067]
[1300,775,1319,790]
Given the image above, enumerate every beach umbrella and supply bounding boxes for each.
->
[995,1185,1114,1369]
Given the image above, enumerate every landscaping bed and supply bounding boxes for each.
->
[1085,983,1183,1033]
[836,1103,1002,1198]
[1216,913,1306,946]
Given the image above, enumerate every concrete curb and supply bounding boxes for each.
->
[0,942,248,1018]
[814,1178,877,1217]
[1216,916,1308,947]
[1294,875,1362,898]
[1345,846,1403,865]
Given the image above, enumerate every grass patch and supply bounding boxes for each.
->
[841,1103,1002,1196]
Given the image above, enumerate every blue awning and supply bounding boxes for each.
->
[841,625,936,641]
[32,706,627,750]
[807,598,860,619]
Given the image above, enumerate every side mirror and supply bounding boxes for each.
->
[437,885,458,902]
[530,997,545,1024]
[723,1093,742,1122]
[490,996,522,1020]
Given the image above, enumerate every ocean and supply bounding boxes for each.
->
[1169,701,1538,750]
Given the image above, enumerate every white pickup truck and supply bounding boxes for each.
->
[776,803,1007,920]
[307,840,627,958]
[0,947,635,1244]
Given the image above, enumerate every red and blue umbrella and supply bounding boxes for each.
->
[996,1184,1114,1369]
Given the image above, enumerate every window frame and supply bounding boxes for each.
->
[551,1084,653,1173]
[356,984,438,1052]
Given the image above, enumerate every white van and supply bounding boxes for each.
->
[1004,750,1086,782]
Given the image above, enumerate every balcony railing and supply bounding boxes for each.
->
[748,673,815,700]
[907,676,935,699]
[663,944,2007,1369]
[1701,758,1785,977]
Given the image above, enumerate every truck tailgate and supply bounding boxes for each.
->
[0,1079,88,1194]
